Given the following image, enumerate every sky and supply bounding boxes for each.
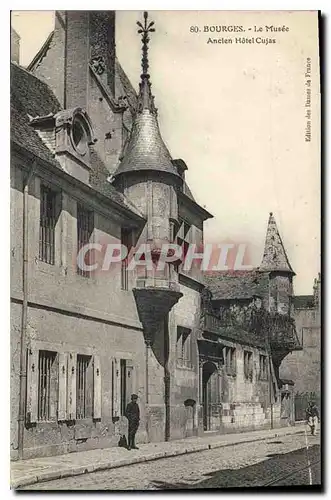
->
[11,10,321,294]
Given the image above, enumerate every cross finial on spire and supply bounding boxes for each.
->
[137,11,155,77]
[136,11,157,114]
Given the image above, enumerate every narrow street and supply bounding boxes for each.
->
[22,432,320,490]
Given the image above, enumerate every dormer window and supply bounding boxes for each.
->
[71,115,89,156]
[52,108,97,183]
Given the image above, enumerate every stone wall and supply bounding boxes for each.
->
[170,282,201,439]
[13,306,147,459]
[10,161,149,459]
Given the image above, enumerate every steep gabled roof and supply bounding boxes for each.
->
[11,62,62,167]
[259,212,295,275]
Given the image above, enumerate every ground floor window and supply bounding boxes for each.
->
[76,354,92,419]
[38,350,57,421]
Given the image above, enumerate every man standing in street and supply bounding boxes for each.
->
[125,394,140,450]
[306,400,320,436]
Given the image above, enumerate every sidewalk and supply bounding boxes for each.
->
[11,424,306,489]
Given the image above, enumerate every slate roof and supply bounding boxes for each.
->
[10,62,145,219]
[11,62,62,167]
[204,270,263,301]
[114,52,180,180]
[259,212,294,274]
[293,295,315,309]
[114,109,180,179]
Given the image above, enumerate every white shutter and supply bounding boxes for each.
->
[112,358,120,418]
[26,347,38,423]
[58,352,68,421]
[93,354,102,419]
[67,352,77,420]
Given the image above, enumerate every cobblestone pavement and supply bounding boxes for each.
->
[23,432,321,490]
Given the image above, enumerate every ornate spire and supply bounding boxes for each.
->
[113,11,180,180]
[259,212,295,275]
[136,11,157,114]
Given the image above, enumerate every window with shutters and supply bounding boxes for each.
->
[37,350,57,421]
[244,350,253,381]
[224,346,236,376]
[77,204,94,277]
[259,354,268,380]
[176,327,193,368]
[39,186,60,265]
[76,354,93,419]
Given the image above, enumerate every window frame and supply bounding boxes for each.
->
[76,203,94,277]
[176,326,193,368]
[76,354,93,420]
[37,350,57,422]
[39,185,60,265]
[243,350,253,381]
[121,228,133,290]
[224,346,236,376]
[259,354,268,380]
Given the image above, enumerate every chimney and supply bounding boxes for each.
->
[11,27,20,64]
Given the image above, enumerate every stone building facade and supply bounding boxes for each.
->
[10,11,301,461]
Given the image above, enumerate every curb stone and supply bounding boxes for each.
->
[11,427,305,489]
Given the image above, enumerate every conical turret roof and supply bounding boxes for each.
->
[259,212,295,274]
[114,12,180,180]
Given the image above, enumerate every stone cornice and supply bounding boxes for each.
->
[11,293,143,332]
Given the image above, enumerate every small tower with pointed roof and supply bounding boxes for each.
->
[259,212,295,316]
[113,12,183,346]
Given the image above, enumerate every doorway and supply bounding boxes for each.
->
[202,361,219,431]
